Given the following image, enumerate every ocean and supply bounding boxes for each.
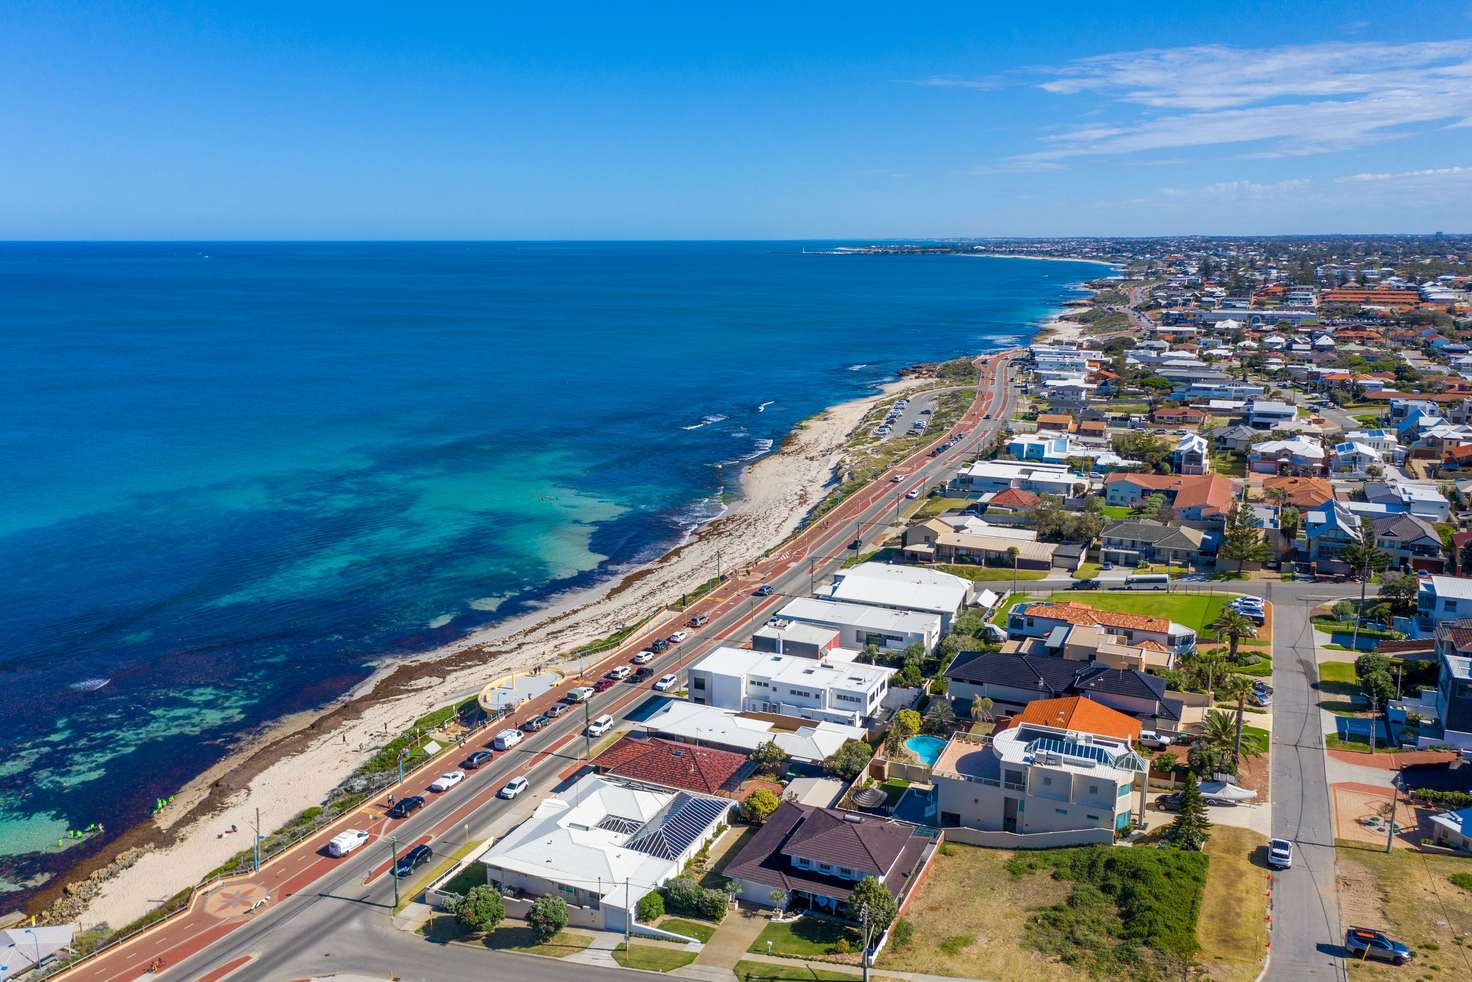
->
[0,241,1101,903]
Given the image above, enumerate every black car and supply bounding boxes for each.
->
[634,666,655,681]
[461,750,493,769]
[755,584,773,597]
[1070,578,1102,590]
[386,795,425,820]
[393,843,433,878]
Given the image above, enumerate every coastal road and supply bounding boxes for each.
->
[57,353,1019,982]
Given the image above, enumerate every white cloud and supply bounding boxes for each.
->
[897,76,1004,91]
[1010,40,1472,162]
[1337,165,1472,182]
[1200,178,1311,196]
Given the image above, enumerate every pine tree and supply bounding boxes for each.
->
[1218,502,1271,573]
[1169,772,1213,850]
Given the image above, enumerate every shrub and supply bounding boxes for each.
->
[636,890,665,922]
[1450,873,1472,893]
[831,937,851,955]
[890,917,914,951]
[663,876,728,923]
[452,885,506,933]
[1414,788,1472,809]
[527,895,569,942]
[823,739,875,781]
[740,788,780,825]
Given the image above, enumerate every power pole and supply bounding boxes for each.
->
[1386,766,1401,854]
[1369,694,1378,755]
[859,905,872,982]
[624,877,632,955]
[1350,558,1368,652]
[252,807,261,874]
[390,836,400,908]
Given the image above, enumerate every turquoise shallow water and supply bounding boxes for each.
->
[0,241,1102,903]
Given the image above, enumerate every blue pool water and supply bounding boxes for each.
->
[0,241,1102,903]
[906,735,948,766]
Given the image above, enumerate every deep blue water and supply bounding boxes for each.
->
[0,241,1100,901]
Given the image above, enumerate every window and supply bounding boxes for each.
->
[1055,808,1068,815]
[1446,600,1457,612]
[1088,784,1100,795]
[818,863,832,873]
[691,677,706,691]
[1086,814,1100,821]
[1041,776,1053,786]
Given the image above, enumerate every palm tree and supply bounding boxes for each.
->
[1210,609,1258,663]
[1006,546,1020,593]
[1218,674,1254,768]
[1187,649,1228,693]
[1200,709,1237,753]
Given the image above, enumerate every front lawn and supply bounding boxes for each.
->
[750,918,858,958]
[1056,592,1229,632]
[734,960,900,982]
[1337,843,1472,979]
[915,496,973,519]
[989,593,1036,626]
[933,563,1047,583]
[612,942,699,972]
[1098,504,1135,520]
[656,917,717,943]
[1196,828,1270,982]
[419,915,594,958]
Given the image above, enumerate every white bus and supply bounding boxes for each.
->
[1122,573,1170,591]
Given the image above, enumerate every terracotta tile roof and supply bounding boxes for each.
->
[1107,473,1234,516]
[1008,695,1141,742]
[1023,601,1174,634]
[989,488,1040,509]
[1263,476,1336,508]
[589,735,748,795]
[1137,640,1170,652]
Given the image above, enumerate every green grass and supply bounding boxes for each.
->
[1196,828,1270,982]
[655,917,717,943]
[915,496,974,519]
[933,563,1047,582]
[612,942,699,972]
[1240,725,1270,758]
[1098,504,1135,520]
[1210,451,1246,477]
[750,918,859,958]
[1050,591,1229,632]
[1324,734,1415,753]
[990,593,1036,626]
[1318,661,1359,688]
[734,960,899,982]
[419,916,594,958]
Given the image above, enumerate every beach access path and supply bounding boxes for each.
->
[53,352,1018,982]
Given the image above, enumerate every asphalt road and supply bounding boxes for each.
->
[83,356,1017,982]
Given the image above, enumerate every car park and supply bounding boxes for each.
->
[327,829,370,857]
[386,795,424,820]
[393,843,433,878]
[429,770,465,792]
[632,650,655,664]
[498,776,529,799]
[461,750,494,769]
[492,728,523,750]
[1344,928,1413,965]
[1267,838,1293,869]
[654,673,679,691]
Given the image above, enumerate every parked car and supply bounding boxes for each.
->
[1101,561,1114,570]
[567,686,595,702]
[1070,578,1102,590]
[755,584,773,597]
[492,728,523,751]
[1137,730,1172,751]
[498,776,529,799]
[327,829,369,857]
[1250,692,1272,707]
[461,750,494,770]
[634,666,655,681]
[592,677,617,693]
[393,843,433,878]
[546,702,570,719]
[429,770,465,792]
[654,673,679,692]
[632,650,655,664]
[522,714,551,731]
[1267,838,1293,869]
[668,630,690,644]
[386,795,424,820]
[606,665,632,681]
[1344,928,1414,965]
[650,638,671,653]
[689,613,709,627]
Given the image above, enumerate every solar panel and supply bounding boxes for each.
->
[626,794,729,861]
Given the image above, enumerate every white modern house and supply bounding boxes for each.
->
[952,460,1089,500]
[1419,576,1472,631]
[1245,400,1298,429]
[1330,441,1386,479]
[820,561,972,631]
[685,646,896,726]
[773,596,943,654]
[637,700,864,763]
[475,773,732,933]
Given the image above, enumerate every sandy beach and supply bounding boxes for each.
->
[67,374,934,930]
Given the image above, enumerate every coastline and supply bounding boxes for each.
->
[963,252,1119,267]
[50,372,936,930]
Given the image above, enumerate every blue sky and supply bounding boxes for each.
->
[6,1,1472,238]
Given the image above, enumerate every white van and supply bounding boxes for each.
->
[493,728,524,750]
[1122,573,1170,591]
[328,829,369,857]
[586,714,614,737]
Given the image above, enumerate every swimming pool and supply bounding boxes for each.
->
[906,734,947,766]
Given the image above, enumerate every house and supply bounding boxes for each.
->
[637,701,865,764]
[723,802,931,919]
[1152,406,1206,427]
[751,621,843,659]
[1429,807,1472,852]
[1262,475,1335,509]
[1330,441,1386,479]
[907,530,1063,571]
[1035,412,1077,432]
[1434,621,1472,748]
[1371,513,1446,573]
[932,706,1147,835]
[476,773,732,933]
[1102,473,1235,525]
[1248,436,1325,476]
[1005,434,1076,465]
[985,487,1041,515]
[1304,498,1363,563]
[1245,399,1299,429]
[821,562,972,632]
[589,736,750,796]
[1365,481,1453,522]
[944,651,1187,731]
[1419,577,1472,631]
[1078,419,1110,439]
[1205,424,1259,453]
[1169,432,1211,475]
[1005,600,1196,654]
[1343,428,1406,464]
[954,460,1090,500]
[773,597,943,655]
[685,647,895,726]
[1099,520,1207,568]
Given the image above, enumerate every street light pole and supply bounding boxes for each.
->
[252,807,261,874]
[390,836,400,908]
